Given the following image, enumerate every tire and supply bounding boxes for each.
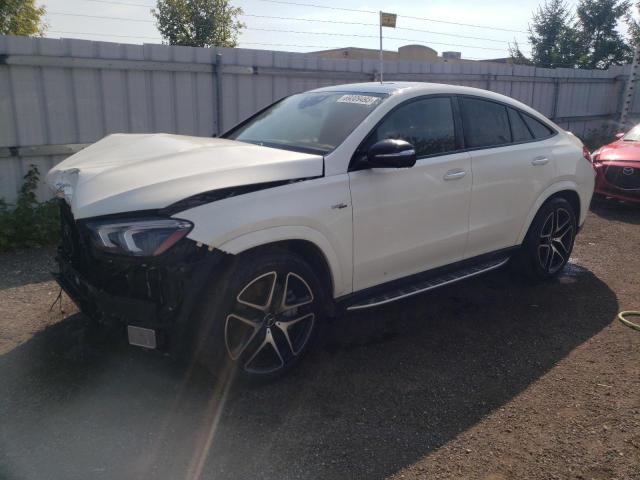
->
[514,197,577,281]
[194,248,325,382]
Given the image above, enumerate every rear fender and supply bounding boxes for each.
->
[516,181,582,244]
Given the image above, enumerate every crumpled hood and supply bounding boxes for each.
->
[46,133,323,219]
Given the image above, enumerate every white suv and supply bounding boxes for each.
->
[47,82,595,380]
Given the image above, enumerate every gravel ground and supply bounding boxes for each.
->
[0,201,639,480]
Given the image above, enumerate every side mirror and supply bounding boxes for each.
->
[615,132,625,139]
[367,139,417,168]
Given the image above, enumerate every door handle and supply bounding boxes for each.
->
[531,156,549,166]
[443,169,467,180]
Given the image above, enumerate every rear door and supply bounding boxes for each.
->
[460,97,558,259]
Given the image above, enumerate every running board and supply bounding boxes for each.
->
[346,257,510,311]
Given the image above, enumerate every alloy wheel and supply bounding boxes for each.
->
[224,270,316,375]
[537,207,574,274]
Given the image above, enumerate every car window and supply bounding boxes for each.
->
[367,97,456,157]
[521,113,554,139]
[225,92,387,154]
[460,97,512,148]
[508,108,534,142]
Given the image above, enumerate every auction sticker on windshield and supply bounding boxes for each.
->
[337,94,381,106]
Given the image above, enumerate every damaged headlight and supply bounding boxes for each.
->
[86,218,193,257]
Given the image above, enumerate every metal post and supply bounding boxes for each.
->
[379,11,383,83]
[620,42,640,128]
[551,78,560,120]
[214,53,223,136]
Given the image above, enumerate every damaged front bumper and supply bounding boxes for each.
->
[53,201,228,354]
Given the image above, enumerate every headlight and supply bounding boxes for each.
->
[86,218,193,256]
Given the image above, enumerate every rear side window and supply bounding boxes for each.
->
[508,108,533,142]
[522,113,554,139]
[368,97,456,157]
[460,98,511,148]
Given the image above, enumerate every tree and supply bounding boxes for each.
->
[624,1,640,47]
[508,40,533,65]
[575,0,632,69]
[0,0,47,36]
[152,0,244,48]
[510,0,582,68]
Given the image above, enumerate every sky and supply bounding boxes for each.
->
[39,0,616,61]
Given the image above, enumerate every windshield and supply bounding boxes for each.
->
[225,92,387,154]
[623,125,640,141]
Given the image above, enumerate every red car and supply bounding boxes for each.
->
[591,126,640,204]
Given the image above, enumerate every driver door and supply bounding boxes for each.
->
[348,96,472,291]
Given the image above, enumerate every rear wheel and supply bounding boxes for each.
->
[196,249,324,381]
[515,197,577,280]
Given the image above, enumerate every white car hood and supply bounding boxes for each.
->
[46,133,324,219]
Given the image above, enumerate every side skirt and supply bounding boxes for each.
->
[337,248,517,311]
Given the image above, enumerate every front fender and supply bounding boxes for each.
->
[176,175,353,298]
[216,226,346,297]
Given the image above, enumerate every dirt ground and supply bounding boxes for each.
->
[0,201,639,480]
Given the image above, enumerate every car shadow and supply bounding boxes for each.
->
[590,198,640,225]
[0,264,617,480]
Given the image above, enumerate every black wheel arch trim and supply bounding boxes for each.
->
[162,175,323,215]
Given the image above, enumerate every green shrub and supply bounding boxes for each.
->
[0,165,59,251]
[580,116,640,151]
[581,124,618,151]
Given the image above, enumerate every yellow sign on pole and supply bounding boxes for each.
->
[380,12,397,28]
[379,11,396,82]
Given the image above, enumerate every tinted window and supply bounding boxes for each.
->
[460,98,511,148]
[522,113,554,139]
[508,108,533,142]
[367,97,456,157]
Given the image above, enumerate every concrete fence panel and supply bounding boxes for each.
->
[0,34,636,202]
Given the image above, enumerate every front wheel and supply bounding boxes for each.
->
[515,197,577,280]
[196,249,325,381]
